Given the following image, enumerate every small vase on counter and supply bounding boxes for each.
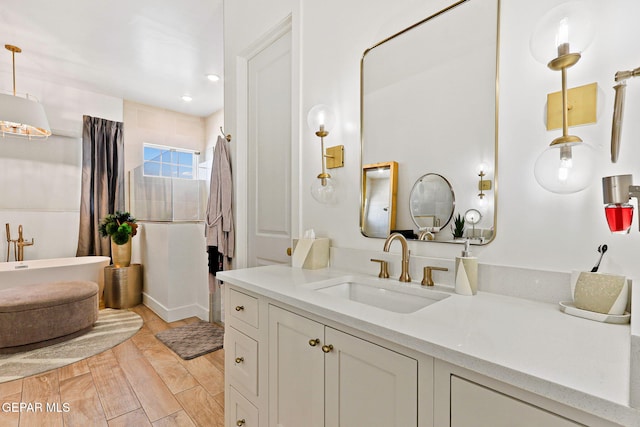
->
[455,239,478,296]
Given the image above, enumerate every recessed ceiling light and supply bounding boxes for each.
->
[181,95,193,102]
[206,74,221,82]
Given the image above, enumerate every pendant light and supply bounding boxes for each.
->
[0,44,51,139]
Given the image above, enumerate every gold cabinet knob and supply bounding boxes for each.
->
[235,305,244,311]
[321,344,334,353]
[235,357,244,364]
[309,338,320,347]
[287,247,292,256]
[236,419,246,426]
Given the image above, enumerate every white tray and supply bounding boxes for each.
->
[559,301,630,324]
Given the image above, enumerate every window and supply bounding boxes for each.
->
[142,144,198,179]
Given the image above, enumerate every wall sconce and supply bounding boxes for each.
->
[531,3,596,194]
[307,104,344,204]
[477,163,492,199]
[0,44,51,139]
[602,175,640,234]
[611,67,640,163]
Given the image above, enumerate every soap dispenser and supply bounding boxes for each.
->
[455,239,478,296]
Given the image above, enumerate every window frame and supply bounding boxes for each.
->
[142,143,199,180]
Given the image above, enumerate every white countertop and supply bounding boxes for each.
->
[217,265,639,426]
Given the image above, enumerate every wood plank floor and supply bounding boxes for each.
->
[0,305,225,427]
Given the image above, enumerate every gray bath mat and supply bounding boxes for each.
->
[156,321,224,360]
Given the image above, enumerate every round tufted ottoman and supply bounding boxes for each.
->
[0,281,99,353]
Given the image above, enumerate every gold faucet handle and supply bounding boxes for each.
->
[422,266,448,286]
[370,259,390,278]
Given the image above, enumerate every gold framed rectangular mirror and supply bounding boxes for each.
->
[361,161,398,238]
[360,0,499,244]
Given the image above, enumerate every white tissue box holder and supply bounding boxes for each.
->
[292,238,330,270]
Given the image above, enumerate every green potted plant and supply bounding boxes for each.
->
[451,213,465,240]
[99,211,138,267]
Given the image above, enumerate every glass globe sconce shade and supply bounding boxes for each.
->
[307,104,336,134]
[310,175,339,205]
[529,1,595,65]
[534,141,595,194]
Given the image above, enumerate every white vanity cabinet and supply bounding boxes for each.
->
[225,288,264,427]
[449,376,580,427]
[268,305,419,427]
[220,266,637,427]
[434,360,619,427]
[267,304,324,427]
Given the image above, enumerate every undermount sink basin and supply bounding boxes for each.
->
[307,276,449,314]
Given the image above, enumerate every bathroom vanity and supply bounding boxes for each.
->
[219,265,638,427]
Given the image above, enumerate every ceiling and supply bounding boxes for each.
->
[0,0,224,117]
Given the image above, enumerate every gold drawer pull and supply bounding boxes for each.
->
[309,338,320,347]
[235,357,244,364]
[236,419,246,426]
[322,344,334,353]
[235,305,245,311]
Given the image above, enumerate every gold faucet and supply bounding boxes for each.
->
[15,225,34,262]
[383,233,411,282]
[422,266,448,286]
[5,223,13,262]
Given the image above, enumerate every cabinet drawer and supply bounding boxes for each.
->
[227,326,259,396]
[229,386,259,427]
[229,288,259,329]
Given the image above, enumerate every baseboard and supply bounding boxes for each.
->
[142,293,209,322]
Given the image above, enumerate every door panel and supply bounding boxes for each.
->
[324,327,418,427]
[247,31,292,267]
[268,305,325,427]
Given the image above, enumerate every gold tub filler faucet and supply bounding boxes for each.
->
[5,223,34,262]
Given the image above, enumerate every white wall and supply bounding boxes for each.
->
[124,101,211,320]
[0,75,123,261]
[225,0,640,282]
[123,100,207,181]
[138,222,209,321]
[205,109,225,164]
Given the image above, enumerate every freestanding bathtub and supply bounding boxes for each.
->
[0,256,110,291]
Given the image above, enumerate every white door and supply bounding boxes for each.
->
[247,30,292,267]
[324,327,418,427]
[268,305,325,427]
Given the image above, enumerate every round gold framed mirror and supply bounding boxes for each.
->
[409,173,455,232]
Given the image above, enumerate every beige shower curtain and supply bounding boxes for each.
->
[76,115,125,257]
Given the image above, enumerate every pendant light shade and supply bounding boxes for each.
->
[1,44,51,139]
